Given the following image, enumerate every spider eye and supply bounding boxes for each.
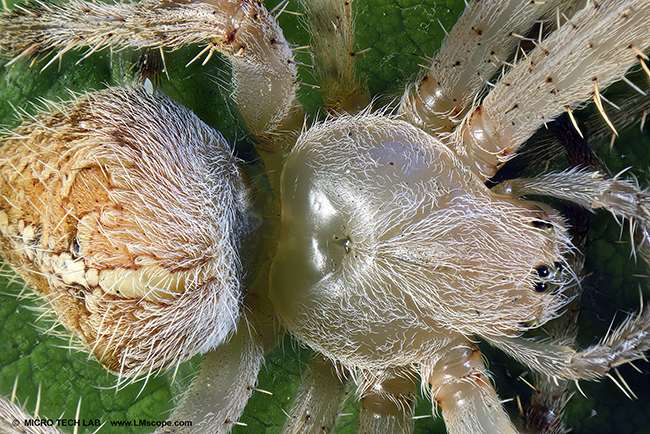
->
[536,265,550,277]
[533,263,564,294]
[534,281,560,294]
[531,219,554,233]
[534,282,549,293]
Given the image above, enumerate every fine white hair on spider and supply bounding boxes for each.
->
[0,87,256,379]
[2,0,650,434]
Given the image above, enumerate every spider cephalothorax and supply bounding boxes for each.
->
[270,113,575,368]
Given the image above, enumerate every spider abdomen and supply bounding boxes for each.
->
[0,87,253,376]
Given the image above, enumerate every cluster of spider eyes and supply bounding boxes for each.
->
[534,262,563,294]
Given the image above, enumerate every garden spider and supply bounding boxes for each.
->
[0,0,645,429]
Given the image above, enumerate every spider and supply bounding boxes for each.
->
[2,1,650,434]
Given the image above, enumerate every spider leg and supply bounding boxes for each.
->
[301,0,370,115]
[158,320,265,434]
[424,336,518,434]
[0,0,303,169]
[491,168,650,245]
[355,366,417,434]
[452,0,650,181]
[399,0,581,135]
[487,301,650,388]
[0,392,63,434]
[490,113,650,243]
[280,342,418,434]
[281,354,348,434]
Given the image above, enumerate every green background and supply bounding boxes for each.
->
[1,0,650,433]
